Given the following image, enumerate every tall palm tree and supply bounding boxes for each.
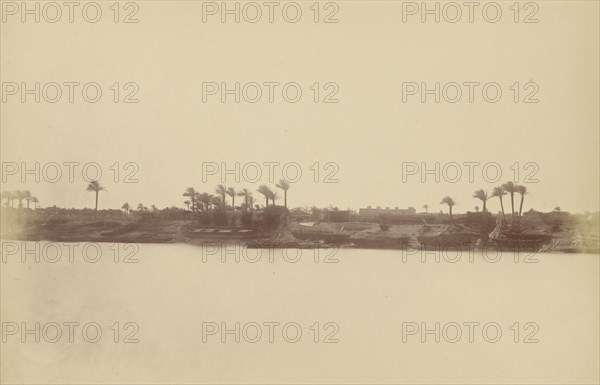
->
[275,179,290,210]
[422,204,429,213]
[86,181,105,211]
[215,185,227,209]
[226,187,236,209]
[122,202,130,213]
[502,181,517,219]
[183,187,198,211]
[516,185,527,216]
[22,190,32,209]
[257,185,271,207]
[440,196,456,223]
[237,188,251,209]
[183,200,191,210]
[31,197,39,209]
[472,189,488,213]
[491,186,507,221]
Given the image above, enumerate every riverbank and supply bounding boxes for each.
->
[1,215,598,253]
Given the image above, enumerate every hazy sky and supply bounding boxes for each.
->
[1,1,598,214]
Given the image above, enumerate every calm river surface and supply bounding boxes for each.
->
[1,241,598,384]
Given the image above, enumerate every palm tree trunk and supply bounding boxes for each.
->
[510,193,515,218]
[95,191,98,211]
[499,197,506,220]
[519,196,524,216]
[284,191,287,209]
[449,206,453,222]
[265,197,269,207]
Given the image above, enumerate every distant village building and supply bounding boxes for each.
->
[358,206,416,219]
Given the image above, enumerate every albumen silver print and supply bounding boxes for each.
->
[1,1,599,384]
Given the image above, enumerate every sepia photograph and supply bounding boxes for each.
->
[1,1,599,384]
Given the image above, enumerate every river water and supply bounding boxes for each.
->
[1,241,598,384]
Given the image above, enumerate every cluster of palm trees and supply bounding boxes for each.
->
[182,180,291,212]
[439,181,528,223]
[1,190,39,209]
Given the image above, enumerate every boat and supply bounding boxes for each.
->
[184,226,263,239]
[486,219,552,251]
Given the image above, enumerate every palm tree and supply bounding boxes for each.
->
[271,191,279,206]
[226,187,236,209]
[22,190,32,209]
[31,197,39,209]
[122,202,130,213]
[86,181,105,211]
[198,193,212,211]
[137,203,147,211]
[472,189,488,213]
[516,185,527,216]
[440,196,456,223]
[491,186,507,220]
[275,179,290,209]
[210,195,223,210]
[7,191,16,207]
[237,188,251,209]
[502,181,517,219]
[1,191,10,207]
[422,204,429,213]
[248,194,256,211]
[183,187,198,211]
[15,190,25,208]
[257,185,271,207]
[215,185,227,209]
[183,200,191,210]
